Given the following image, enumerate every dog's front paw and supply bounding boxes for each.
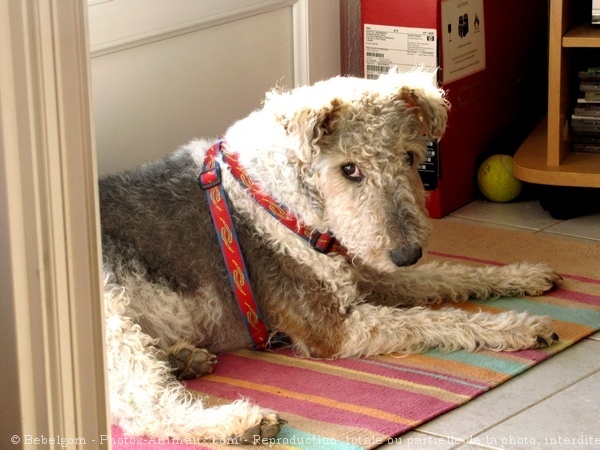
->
[524,263,562,296]
[508,262,562,297]
[536,332,560,348]
[482,312,559,352]
[168,345,217,380]
[240,413,287,445]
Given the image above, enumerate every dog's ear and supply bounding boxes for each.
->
[279,98,346,148]
[314,98,346,139]
[274,98,346,219]
[397,86,449,140]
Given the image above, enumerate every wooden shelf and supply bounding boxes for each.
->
[526,1,600,188]
[514,118,600,187]
[563,22,600,47]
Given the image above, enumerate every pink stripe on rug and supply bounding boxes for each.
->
[561,273,600,285]
[193,354,457,422]
[427,250,503,266]
[508,348,555,364]
[194,378,416,435]
[549,288,600,306]
[324,357,488,396]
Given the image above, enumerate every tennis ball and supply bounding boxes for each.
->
[477,155,522,202]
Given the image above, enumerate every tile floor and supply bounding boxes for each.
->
[385,200,600,450]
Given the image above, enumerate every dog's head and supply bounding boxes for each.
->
[254,70,449,272]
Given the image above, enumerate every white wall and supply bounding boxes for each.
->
[88,0,340,175]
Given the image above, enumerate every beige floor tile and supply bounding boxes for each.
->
[383,431,462,449]
[449,201,560,231]
[473,369,600,449]
[414,340,600,441]
[542,213,600,242]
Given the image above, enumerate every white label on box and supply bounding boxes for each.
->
[364,24,437,79]
[441,0,485,83]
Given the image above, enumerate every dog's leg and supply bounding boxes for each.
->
[335,303,558,358]
[105,285,285,443]
[364,261,561,307]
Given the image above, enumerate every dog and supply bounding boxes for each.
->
[100,69,560,444]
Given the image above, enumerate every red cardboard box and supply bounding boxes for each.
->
[362,0,548,218]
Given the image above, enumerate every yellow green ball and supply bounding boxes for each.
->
[477,155,522,202]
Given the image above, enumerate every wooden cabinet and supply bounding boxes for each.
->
[514,0,600,187]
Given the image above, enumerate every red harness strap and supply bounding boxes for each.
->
[199,141,348,349]
[199,141,269,349]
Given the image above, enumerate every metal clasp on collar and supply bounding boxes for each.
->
[309,230,335,254]
[199,165,222,190]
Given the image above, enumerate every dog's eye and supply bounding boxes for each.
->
[341,163,363,181]
[404,152,415,166]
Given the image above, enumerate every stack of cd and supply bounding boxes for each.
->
[571,68,600,153]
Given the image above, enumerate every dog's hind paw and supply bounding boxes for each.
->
[240,413,287,445]
[168,345,217,380]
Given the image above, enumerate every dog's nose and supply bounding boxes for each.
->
[390,245,423,267]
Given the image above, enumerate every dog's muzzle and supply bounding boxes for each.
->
[390,245,423,267]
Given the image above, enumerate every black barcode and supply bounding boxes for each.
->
[366,52,384,58]
[366,64,390,74]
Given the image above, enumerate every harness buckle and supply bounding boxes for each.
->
[309,231,336,254]
[199,165,222,190]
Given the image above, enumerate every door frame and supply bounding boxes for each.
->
[0,0,108,446]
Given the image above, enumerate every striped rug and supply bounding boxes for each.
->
[111,220,600,449]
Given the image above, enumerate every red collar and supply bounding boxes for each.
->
[199,141,347,349]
